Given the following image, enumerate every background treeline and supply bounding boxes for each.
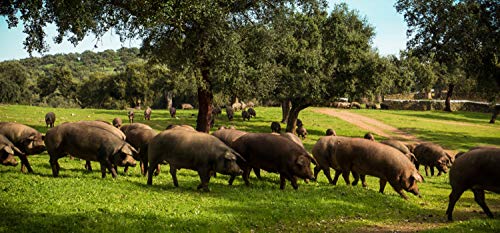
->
[0,47,488,110]
[0,48,197,109]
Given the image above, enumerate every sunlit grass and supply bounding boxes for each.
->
[0,104,499,232]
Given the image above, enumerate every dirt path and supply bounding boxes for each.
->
[314,108,466,155]
[315,108,424,143]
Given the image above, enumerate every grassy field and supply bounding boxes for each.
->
[0,104,499,232]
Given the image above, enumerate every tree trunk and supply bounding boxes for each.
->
[285,102,310,133]
[281,100,291,123]
[444,84,455,112]
[490,105,499,124]
[166,91,173,109]
[196,69,213,133]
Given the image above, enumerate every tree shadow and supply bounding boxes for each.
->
[400,128,500,150]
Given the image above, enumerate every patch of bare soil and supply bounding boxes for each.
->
[315,108,422,143]
[314,108,462,155]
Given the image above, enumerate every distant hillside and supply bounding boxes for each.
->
[14,47,141,81]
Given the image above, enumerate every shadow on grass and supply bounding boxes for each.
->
[401,128,500,150]
[389,111,493,125]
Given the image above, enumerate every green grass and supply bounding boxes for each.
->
[0,104,499,232]
[350,109,500,151]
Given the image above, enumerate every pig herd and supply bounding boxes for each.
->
[0,114,499,221]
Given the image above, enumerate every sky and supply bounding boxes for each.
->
[0,0,408,62]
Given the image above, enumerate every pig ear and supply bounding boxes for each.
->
[308,153,318,165]
[296,156,307,166]
[12,146,24,155]
[407,153,418,163]
[120,144,137,155]
[413,172,424,183]
[27,135,36,141]
[1,145,14,154]
[231,149,246,162]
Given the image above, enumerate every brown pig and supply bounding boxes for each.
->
[212,128,248,147]
[381,140,418,164]
[144,107,152,120]
[45,122,137,178]
[312,136,343,185]
[45,112,56,128]
[120,123,153,134]
[0,134,21,166]
[0,122,46,173]
[413,143,452,176]
[230,133,316,190]
[147,128,243,191]
[446,147,500,221]
[128,110,135,123]
[122,127,158,175]
[112,118,122,128]
[331,136,424,199]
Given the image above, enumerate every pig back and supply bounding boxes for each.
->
[76,121,126,140]
[0,122,45,154]
[120,123,153,134]
[149,129,230,168]
[212,129,247,147]
[312,136,336,169]
[449,148,500,192]
[232,133,307,172]
[45,123,130,161]
[333,137,417,178]
[124,128,157,150]
[413,143,449,165]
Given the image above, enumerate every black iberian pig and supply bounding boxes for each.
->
[45,112,56,128]
[0,134,21,166]
[331,136,424,199]
[45,122,137,178]
[147,128,243,191]
[230,133,316,190]
[413,143,452,176]
[0,122,46,173]
[446,147,500,221]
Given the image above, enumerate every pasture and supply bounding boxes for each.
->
[0,104,499,232]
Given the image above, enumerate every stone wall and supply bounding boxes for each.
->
[382,99,498,113]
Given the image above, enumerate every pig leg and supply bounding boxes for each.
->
[242,168,251,186]
[197,169,211,192]
[85,161,92,172]
[102,159,118,178]
[170,166,179,187]
[424,166,430,176]
[430,166,435,176]
[290,175,299,190]
[49,157,60,177]
[147,161,157,185]
[279,174,287,190]
[322,168,334,184]
[253,168,262,179]
[228,175,236,185]
[18,154,33,173]
[446,188,466,221]
[351,171,360,186]
[360,175,367,187]
[332,169,342,185]
[313,166,321,180]
[124,165,129,173]
[388,180,408,199]
[341,170,351,186]
[472,189,494,218]
[154,164,161,176]
[378,179,387,194]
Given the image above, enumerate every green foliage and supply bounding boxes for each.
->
[0,105,499,232]
[395,0,499,101]
[0,61,34,103]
